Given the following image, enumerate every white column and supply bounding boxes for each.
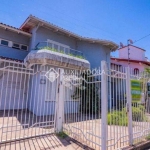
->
[101,61,108,150]
[126,67,133,145]
[55,68,64,133]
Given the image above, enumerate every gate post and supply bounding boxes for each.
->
[126,67,133,145]
[55,68,64,133]
[101,61,108,150]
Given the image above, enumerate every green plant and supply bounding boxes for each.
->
[60,50,65,54]
[131,106,146,121]
[107,111,128,126]
[146,134,150,140]
[76,55,85,59]
[108,104,147,126]
[40,46,85,59]
[68,53,74,57]
[56,131,68,138]
[72,71,100,114]
[122,105,147,122]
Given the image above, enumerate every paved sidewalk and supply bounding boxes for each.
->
[0,134,93,150]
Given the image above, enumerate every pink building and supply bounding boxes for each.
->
[111,45,150,74]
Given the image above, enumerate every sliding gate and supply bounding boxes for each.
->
[0,60,58,143]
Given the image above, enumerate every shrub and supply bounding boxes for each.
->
[122,105,147,122]
[107,111,128,126]
[131,106,146,121]
[108,104,147,126]
[146,134,150,140]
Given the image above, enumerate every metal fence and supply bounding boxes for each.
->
[0,59,150,150]
[0,60,57,144]
[63,61,150,150]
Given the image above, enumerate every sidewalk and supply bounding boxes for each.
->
[0,134,93,150]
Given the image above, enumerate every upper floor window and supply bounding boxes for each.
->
[12,43,20,49]
[1,40,9,46]
[21,45,28,51]
[0,38,28,51]
[134,68,139,75]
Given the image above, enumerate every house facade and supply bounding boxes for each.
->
[111,45,150,74]
[110,45,150,109]
[0,15,118,116]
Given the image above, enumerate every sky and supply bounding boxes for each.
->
[0,0,150,57]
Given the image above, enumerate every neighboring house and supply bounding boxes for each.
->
[110,45,150,108]
[0,15,118,116]
[111,45,150,74]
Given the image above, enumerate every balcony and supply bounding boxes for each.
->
[35,41,85,60]
[24,41,90,69]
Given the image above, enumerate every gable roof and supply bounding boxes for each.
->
[119,45,146,51]
[20,15,118,51]
[0,22,31,37]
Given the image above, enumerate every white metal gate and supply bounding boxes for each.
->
[1,59,150,149]
[62,61,150,150]
[0,60,58,143]
[63,68,102,149]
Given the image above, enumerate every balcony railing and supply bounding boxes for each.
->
[35,41,85,59]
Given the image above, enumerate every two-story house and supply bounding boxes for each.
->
[0,14,118,142]
[0,15,118,115]
[0,15,118,112]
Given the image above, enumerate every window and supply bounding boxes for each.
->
[134,68,139,75]
[0,38,28,51]
[45,80,57,101]
[1,40,9,46]
[21,45,28,51]
[12,43,20,49]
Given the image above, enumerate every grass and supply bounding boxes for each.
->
[38,46,86,59]
[56,131,68,139]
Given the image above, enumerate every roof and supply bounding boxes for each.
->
[0,23,31,37]
[111,57,150,66]
[0,56,23,63]
[119,45,146,51]
[20,15,118,51]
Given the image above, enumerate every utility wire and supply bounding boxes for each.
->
[133,33,150,44]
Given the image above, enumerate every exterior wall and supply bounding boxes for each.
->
[27,65,57,116]
[0,46,28,60]
[31,26,112,69]
[0,71,28,110]
[28,65,80,116]
[111,59,147,72]
[119,46,145,61]
[33,26,76,50]
[0,28,30,60]
[0,25,114,113]
[77,41,111,69]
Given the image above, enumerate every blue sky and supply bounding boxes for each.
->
[0,0,150,57]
